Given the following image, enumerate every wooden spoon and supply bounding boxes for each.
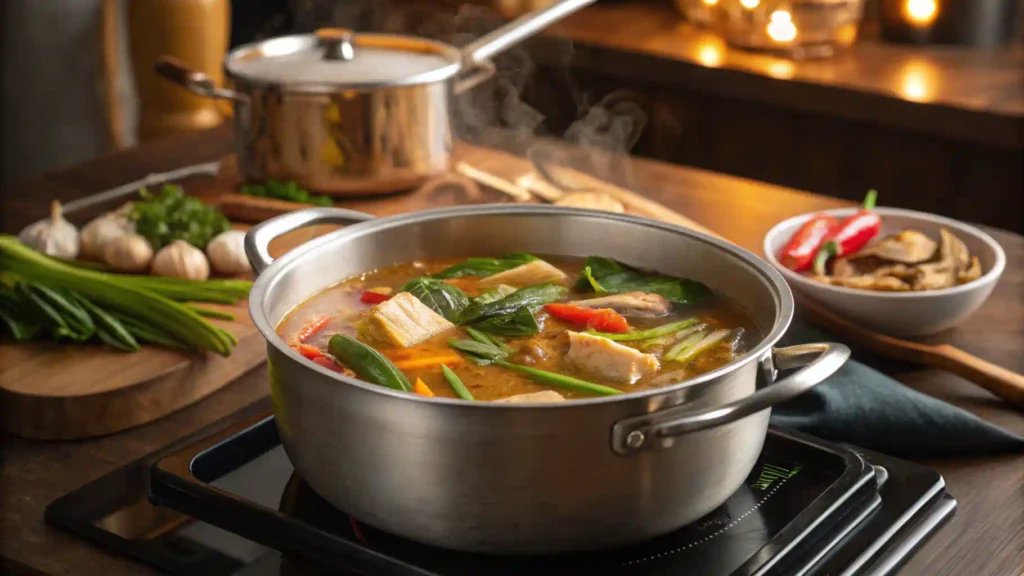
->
[793,292,1024,409]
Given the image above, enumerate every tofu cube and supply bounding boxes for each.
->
[479,260,568,288]
[492,391,567,403]
[356,292,454,348]
[566,331,659,385]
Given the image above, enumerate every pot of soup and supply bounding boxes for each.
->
[245,205,849,553]
[153,0,595,195]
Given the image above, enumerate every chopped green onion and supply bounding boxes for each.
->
[587,318,698,341]
[666,329,731,363]
[493,360,622,396]
[441,364,474,400]
[663,330,707,362]
[465,326,512,354]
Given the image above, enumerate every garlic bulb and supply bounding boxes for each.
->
[18,200,80,259]
[104,234,154,272]
[151,240,210,281]
[205,230,251,275]
[81,212,135,260]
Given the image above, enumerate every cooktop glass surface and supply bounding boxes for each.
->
[46,408,953,576]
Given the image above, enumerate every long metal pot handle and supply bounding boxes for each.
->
[611,342,851,455]
[244,207,376,275]
[454,0,596,94]
[154,55,248,102]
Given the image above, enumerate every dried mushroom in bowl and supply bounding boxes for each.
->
[810,228,983,291]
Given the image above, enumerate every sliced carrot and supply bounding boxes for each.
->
[297,316,331,342]
[294,343,324,360]
[413,378,435,397]
[393,355,465,370]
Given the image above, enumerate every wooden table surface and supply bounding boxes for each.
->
[2,127,1023,576]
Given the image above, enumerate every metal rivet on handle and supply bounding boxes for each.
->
[625,430,645,450]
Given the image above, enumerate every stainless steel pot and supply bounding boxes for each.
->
[155,0,594,195]
[244,205,850,553]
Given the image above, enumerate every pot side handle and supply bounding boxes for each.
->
[244,207,376,275]
[610,342,850,456]
[154,55,247,102]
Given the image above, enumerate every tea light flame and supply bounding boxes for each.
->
[767,10,797,43]
[904,0,938,26]
[740,0,760,9]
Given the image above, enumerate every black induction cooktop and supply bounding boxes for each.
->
[46,408,955,576]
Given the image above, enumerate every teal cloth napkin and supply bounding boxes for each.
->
[769,321,1024,457]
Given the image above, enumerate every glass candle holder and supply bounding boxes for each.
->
[715,0,866,58]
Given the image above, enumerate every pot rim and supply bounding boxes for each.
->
[249,205,795,408]
[224,32,464,93]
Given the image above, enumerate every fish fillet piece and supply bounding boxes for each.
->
[356,292,454,348]
[566,331,659,385]
[572,292,671,316]
[493,391,566,403]
[479,260,568,288]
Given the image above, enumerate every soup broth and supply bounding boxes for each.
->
[278,255,760,401]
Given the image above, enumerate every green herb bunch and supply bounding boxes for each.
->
[240,180,333,207]
[0,236,249,355]
[131,184,231,250]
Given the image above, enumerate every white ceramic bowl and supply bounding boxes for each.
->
[763,207,1006,337]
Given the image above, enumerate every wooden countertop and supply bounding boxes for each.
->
[538,1,1024,148]
[2,126,1023,575]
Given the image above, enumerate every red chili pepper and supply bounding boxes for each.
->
[293,343,324,360]
[296,316,330,342]
[812,190,881,275]
[544,303,629,333]
[360,290,392,304]
[779,214,840,272]
[313,355,350,373]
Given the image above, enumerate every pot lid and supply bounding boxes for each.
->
[225,29,463,91]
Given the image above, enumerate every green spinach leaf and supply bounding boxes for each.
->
[459,283,567,325]
[398,278,469,323]
[471,306,539,336]
[432,253,538,279]
[574,257,709,305]
[473,284,517,305]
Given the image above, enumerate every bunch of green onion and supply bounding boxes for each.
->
[0,235,249,356]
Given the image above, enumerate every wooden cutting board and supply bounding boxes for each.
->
[0,217,295,440]
[0,306,265,440]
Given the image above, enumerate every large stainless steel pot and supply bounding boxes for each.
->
[244,205,850,553]
[155,0,594,195]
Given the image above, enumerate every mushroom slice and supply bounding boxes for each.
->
[957,256,982,284]
[830,258,861,278]
[829,275,912,291]
[851,230,938,264]
[913,263,956,291]
[939,228,971,272]
[872,263,919,281]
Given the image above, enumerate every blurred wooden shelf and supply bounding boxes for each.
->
[544,1,1024,149]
